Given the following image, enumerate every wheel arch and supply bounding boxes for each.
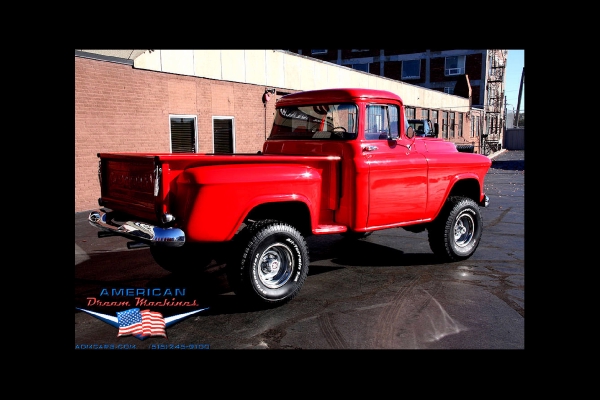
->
[430,176,482,222]
[447,177,482,204]
[245,201,312,236]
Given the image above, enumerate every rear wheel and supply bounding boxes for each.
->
[227,220,309,307]
[428,196,483,262]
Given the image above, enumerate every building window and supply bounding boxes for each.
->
[471,116,475,138]
[432,110,438,124]
[421,109,429,119]
[442,112,448,139]
[445,55,465,76]
[405,107,416,119]
[444,86,454,94]
[170,115,197,153]
[213,117,234,153]
[311,49,327,55]
[473,116,480,138]
[449,112,455,138]
[351,63,369,73]
[401,59,420,79]
[458,113,463,137]
[351,49,369,52]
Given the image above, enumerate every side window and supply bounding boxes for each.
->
[170,115,197,153]
[389,105,399,139]
[213,117,234,153]
[365,105,384,139]
[365,104,399,140]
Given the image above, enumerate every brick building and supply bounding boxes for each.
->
[75,49,495,213]
[288,49,506,116]
[288,49,507,145]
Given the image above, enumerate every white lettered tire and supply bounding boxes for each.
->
[428,196,483,262]
[227,220,309,307]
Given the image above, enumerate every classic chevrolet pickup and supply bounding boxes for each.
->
[88,88,491,307]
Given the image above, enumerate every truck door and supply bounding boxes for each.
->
[363,104,428,228]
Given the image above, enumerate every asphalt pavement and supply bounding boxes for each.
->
[75,148,524,349]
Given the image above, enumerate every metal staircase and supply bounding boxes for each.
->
[481,50,507,155]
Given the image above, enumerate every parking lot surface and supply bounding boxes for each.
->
[75,150,524,350]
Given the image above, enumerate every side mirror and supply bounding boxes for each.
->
[406,126,415,139]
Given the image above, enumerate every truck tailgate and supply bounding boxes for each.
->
[98,154,159,221]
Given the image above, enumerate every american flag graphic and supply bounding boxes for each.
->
[117,308,166,339]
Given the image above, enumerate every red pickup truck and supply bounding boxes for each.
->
[88,88,491,307]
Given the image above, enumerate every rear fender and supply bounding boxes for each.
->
[175,163,323,242]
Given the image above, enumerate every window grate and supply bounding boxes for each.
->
[214,119,233,153]
[171,117,196,153]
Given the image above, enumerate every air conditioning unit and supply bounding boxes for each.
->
[447,68,462,75]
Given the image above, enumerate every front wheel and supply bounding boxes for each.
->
[428,196,483,262]
[227,220,309,307]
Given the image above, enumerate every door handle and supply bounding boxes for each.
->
[362,145,378,151]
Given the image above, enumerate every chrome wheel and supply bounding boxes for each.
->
[454,210,475,247]
[258,243,294,289]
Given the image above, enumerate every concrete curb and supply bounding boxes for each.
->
[488,148,508,160]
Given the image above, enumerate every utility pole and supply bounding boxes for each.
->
[514,67,524,128]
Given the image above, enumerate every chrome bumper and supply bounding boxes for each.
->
[479,195,490,208]
[88,209,185,247]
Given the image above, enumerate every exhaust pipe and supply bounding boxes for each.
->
[98,231,118,238]
[127,241,149,249]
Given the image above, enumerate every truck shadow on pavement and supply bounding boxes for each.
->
[75,234,444,316]
[308,235,440,267]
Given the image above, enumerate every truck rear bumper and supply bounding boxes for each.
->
[88,209,185,247]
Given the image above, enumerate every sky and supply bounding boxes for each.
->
[504,50,525,113]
